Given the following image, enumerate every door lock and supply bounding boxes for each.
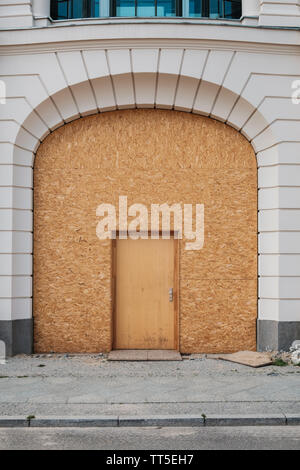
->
[169,288,173,302]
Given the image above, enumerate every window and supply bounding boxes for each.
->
[50,0,241,19]
[112,0,180,17]
[188,0,241,18]
[51,0,100,19]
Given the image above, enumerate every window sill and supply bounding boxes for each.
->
[47,16,243,28]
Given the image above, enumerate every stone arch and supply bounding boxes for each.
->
[7,64,278,354]
[13,72,274,161]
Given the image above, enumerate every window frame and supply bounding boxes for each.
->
[51,0,97,20]
[110,0,182,17]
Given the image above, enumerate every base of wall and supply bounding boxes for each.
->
[257,320,300,352]
[0,319,33,357]
[2,318,299,356]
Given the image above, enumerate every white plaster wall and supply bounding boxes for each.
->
[32,0,50,26]
[0,20,300,332]
[0,0,33,29]
[259,0,300,27]
[242,0,260,16]
[242,0,260,24]
[32,0,50,17]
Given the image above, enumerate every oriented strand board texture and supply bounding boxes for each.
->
[34,109,257,354]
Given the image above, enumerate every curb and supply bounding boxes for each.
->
[0,414,299,428]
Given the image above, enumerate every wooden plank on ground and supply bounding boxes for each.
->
[216,351,273,368]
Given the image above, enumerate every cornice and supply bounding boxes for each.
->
[0,21,299,56]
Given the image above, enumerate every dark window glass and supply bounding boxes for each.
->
[223,0,241,18]
[188,0,241,19]
[114,0,177,17]
[55,0,68,19]
[115,0,135,16]
[189,0,202,17]
[209,0,220,18]
[157,0,177,16]
[137,0,156,16]
[51,0,100,19]
[209,0,241,19]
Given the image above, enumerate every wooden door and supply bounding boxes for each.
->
[114,238,177,350]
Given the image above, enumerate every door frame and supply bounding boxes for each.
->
[111,232,180,351]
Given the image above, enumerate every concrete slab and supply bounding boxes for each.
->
[0,414,296,428]
[285,414,300,426]
[30,416,118,428]
[108,350,148,361]
[147,350,182,361]
[0,417,28,427]
[108,350,182,361]
[217,351,273,368]
[1,355,300,417]
[119,415,204,427]
[205,414,286,427]
[0,401,296,418]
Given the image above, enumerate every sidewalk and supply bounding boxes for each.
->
[0,354,300,426]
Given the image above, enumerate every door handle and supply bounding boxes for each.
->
[169,288,173,302]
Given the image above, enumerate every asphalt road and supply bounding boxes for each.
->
[0,426,300,450]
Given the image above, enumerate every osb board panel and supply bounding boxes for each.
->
[34,109,257,354]
[180,280,257,354]
[36,110,256,170]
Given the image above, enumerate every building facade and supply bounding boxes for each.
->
[0,0,300,356]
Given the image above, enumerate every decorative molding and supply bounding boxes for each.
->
[0,22,300,56]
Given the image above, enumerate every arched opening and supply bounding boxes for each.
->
[33,109,257,354]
